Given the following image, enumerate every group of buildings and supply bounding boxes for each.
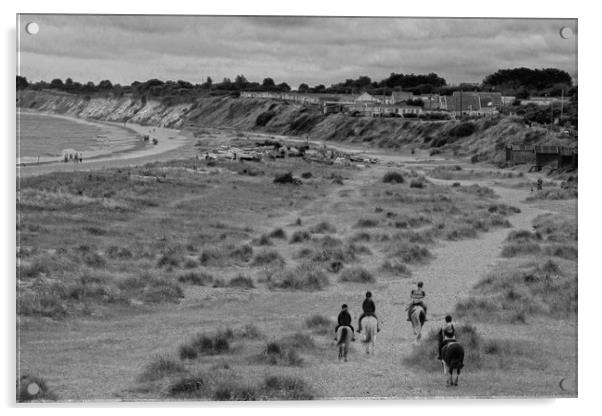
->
[321,91,507,118]
[240,90,570,119]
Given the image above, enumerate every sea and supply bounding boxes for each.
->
[17,112,140,164]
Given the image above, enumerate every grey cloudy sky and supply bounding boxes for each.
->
[18,15,577,88]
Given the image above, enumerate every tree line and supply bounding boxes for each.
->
[16,67,575,100]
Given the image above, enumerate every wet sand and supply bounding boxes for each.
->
[17,114,192,178]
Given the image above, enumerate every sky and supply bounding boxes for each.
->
[17,15,578,88]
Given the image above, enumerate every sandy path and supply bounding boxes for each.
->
[232,151,556,397]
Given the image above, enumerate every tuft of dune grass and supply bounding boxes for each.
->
[339,267,375,283]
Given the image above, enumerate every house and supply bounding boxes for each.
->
[354,92,381,103]
[520,97,570,106]
[382,91,414,105]
[447,91,501,115]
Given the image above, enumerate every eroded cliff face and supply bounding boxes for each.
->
[18,89,546,163]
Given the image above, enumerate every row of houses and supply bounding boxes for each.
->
[240,90,533,118]
[239,91,322,105]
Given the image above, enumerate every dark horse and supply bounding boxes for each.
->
[441,342,464,386]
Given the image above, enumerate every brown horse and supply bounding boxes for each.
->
[441,341,464,386]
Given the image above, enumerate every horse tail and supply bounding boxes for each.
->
[362,330,372,344]
[337,327,348,346]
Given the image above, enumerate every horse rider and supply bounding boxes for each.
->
[407,281,427,321]
[334,304,355,341]
[536,178,543,191]
[437,315,456,360]
[357,291,380,333]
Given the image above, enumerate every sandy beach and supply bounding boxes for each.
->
[17,112,191,177]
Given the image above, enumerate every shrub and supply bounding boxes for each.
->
[229,274,256,289]
[379,260,412,276]
[178,344,199,360]
[309,221,337,234]
[449,122,476,138]
[106,246,133,260]
[382,171,405,183]
[229,244,254,263]
[183,258,199,269]
[506,230,541,242]
[315,235,344,248]
[167,375,207,398]
[279,332,316,350]
[290,230,311,243]
[213,383,257,401]
[260,342,304,366]
[339,267,375,283]
[269,263,329,291]
[301,172,313,179]
[488,203,521,216]
[387,242,433,264]
[181,331,232,357]
[445,226,478,241]
[350,232,371,242]
[212,278,226,288]
[238,324,263,339]
[18,281,69,319]
[305,314,334,334]
[268,228,287,239]
[501,241,541,257]
[17,375,58,402]
[409,180,425,189]
[543,244,577,261]
[157,251,182,268]
[82,251,107,268]
[294,247,314,259]
[262,375,314,400]
[354,217,379,228]
[141,277,184,304]
[253,234,273,246]
[199,247,224,266]
[274,172,301,185]
[457,184,497,198]
[178,271,214,286]
[252,250,285,267]
[138,355,186,382]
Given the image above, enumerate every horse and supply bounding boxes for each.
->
[441,341,464,386]
[360,315,378,355]
[409,305,426,341]
[335,326,352,361]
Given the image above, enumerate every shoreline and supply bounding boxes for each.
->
[16,110,190,172]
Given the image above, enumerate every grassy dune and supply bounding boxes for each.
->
[17,150,531,400]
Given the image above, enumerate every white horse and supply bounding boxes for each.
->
[335,326,352,362]
[360,316,378,355]
[410,305,426,342]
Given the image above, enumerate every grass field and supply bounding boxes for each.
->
[16,135,576,401]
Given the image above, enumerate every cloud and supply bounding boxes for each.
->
[17,15,577,87]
